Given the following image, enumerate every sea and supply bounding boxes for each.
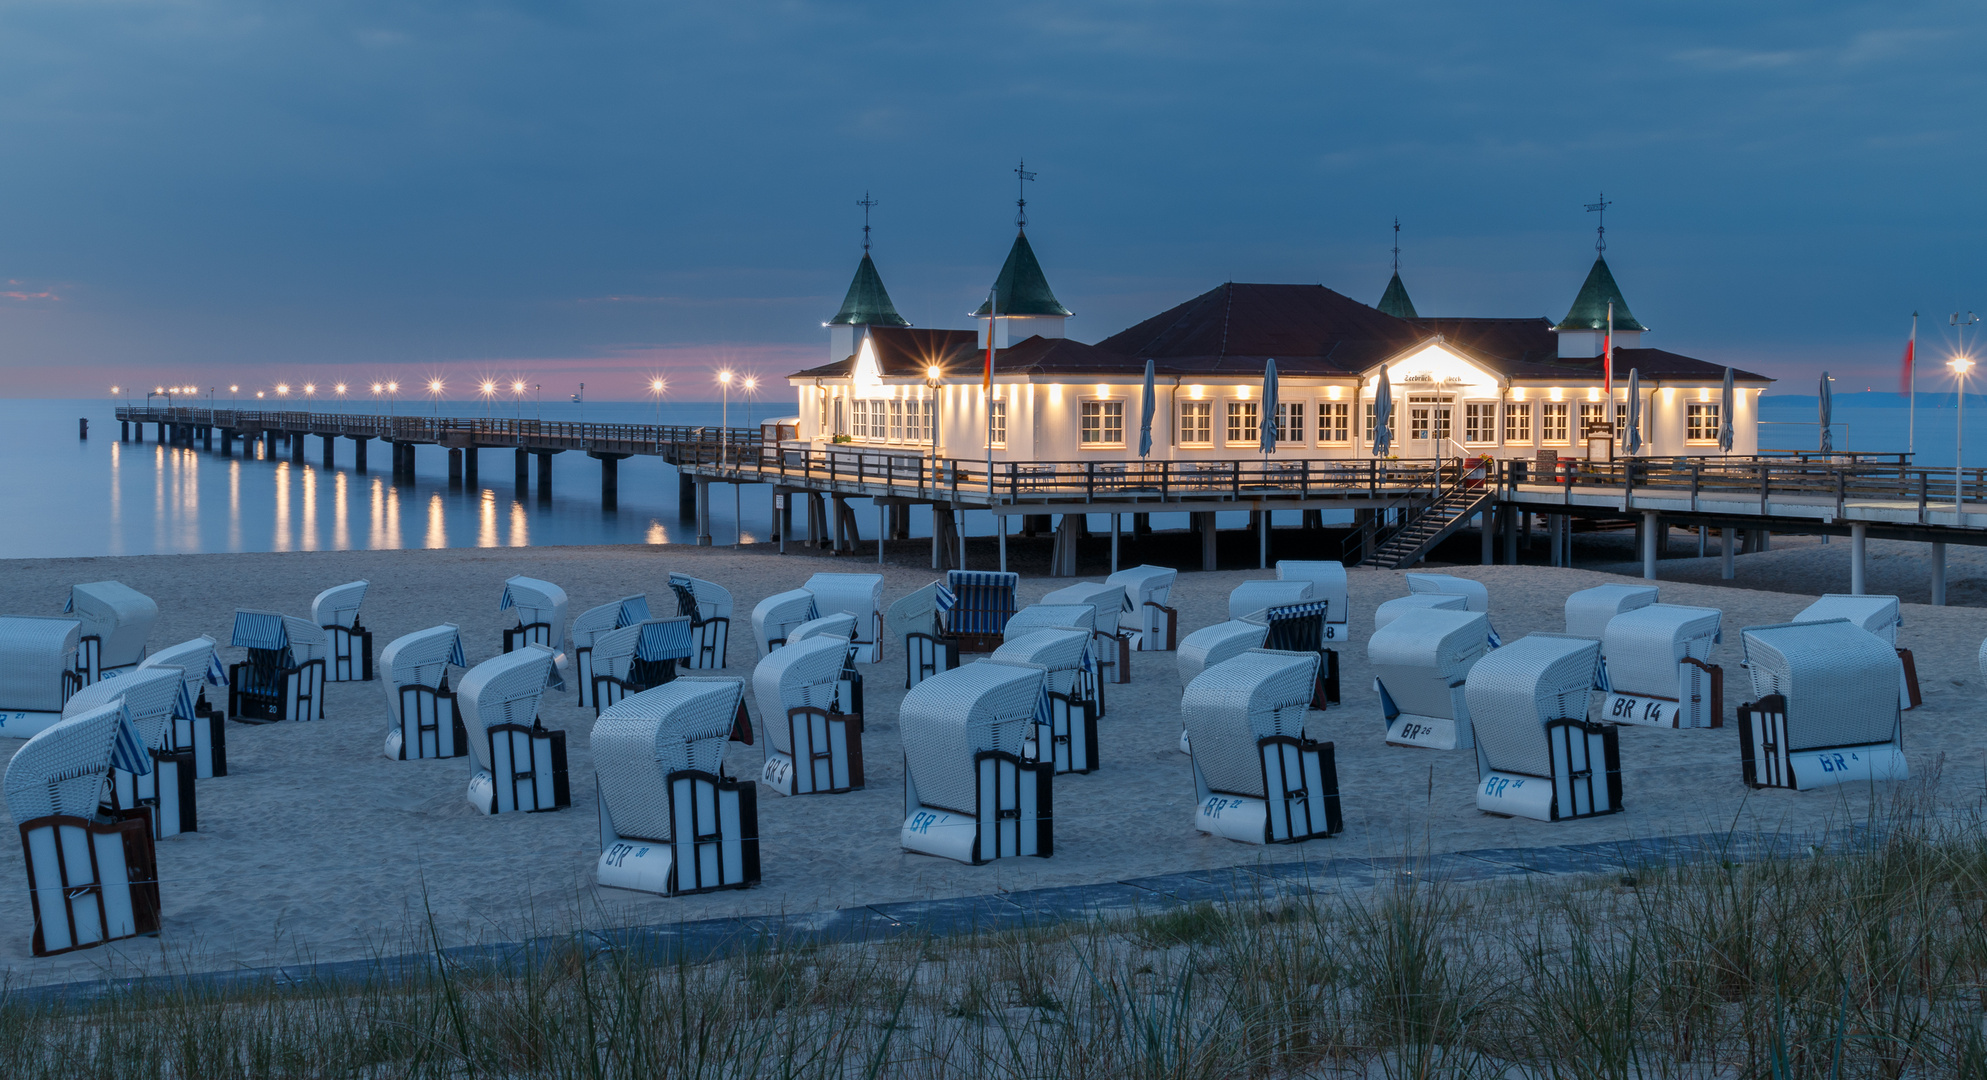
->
[5,392,1980,559]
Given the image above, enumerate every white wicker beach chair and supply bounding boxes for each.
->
[227,610,326,723]
[4,701,160,956]
[311,580,373,682]
[888,582,958,690]
[803,573,883,664]
[460,646,570,814]
[666,574,734,669]
[63,667,196,839]
[1228,579,1312,620]
[1467,634,1619,821]
[1004,605,1103,712]
[1042,581,1133,687]
[499,576,569,690]
[752,635,862,796]
[0,616,83,739]
[1405,573,1501,647]
[1738,620,1907,791]
[1261,599,1340,709]
[1598,604,1723,729]
[1105,564,1178,652]
[1184,649,1340,844]
[1563,584,1658,641]
[592,677,759,895]
[1369,607,1492,749]
[1792,595,1920,710]
[136,636,227,778]
[1373,593,1468,632]
[1174,616,1272,754]
[788,613,865,715]
[750,588,818,655]
[588,617,699,714]
[899,660,1052,864]
[942,570,1020,653]
[570,595,652,710]
[1276,561,1350,644]
[64,581,157,686]
[381,624,468,760]
[993,627,1097,774]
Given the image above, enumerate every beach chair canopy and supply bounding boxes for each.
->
[1791,594,1901,646]
[1374,593,1468,632]
[594,618,695,673]
[1228,580,1312,620]
[571,596,652,650]
[667,574,734,620]
[1601,604,1721,698]
[751,636,845,750]
[0,617,82,712]
[64,581,159,667]
[592,677,744,842]
[458,646,554,771]
[1466,635,1602,778]
[382,624,467,689]
[900,660,1044,816]
[137,636,225,702]
[3,700,151,822]
[1405,573,1490,613]
[886,583,944,645]
[1105,565,1176,620]
[943,571,1019,636]
[1276,562,1348,622]
[803,573,882,624]
[310,580,370,630]
[1741,620,1901,750]
[751,589,818,650]
[991,627,1091,696]
[1004,604,1096,637]
[1368,608,1492,719]
[1183,649,1319,796]
[62,666,185,749]
[231,609,328,663]
[1177,618,1270,685]
[1039,582,1131,634]
[1564,584,1659,640]
[499,576,569,652]
[788,613,858,647]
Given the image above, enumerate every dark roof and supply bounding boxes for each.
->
[993,336,1147,376]
[1409,317,1767,381]
[970,232,1073,317]
[1376,272,1418,319]
[788,327,979,380]
[1556,256,1646,332]
[1094,282,1424,376]
[827,253,911,327]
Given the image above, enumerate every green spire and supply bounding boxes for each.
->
[1376,272,1418,319]
[828,252,911,327]
[1556,256,1646,332]
[971,232,1072,317]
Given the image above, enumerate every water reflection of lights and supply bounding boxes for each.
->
[301,464,317,551]
[273,462,291,552]
[478,489,498,547]
[425,492,446,548]
[334,470,349,549]
[509,500,528,546]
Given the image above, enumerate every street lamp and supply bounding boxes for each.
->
[479,379,497,418]
[925,364,943,459]
[648,377,667,426]
[428,379,444,418]
[511,380,527,421]
[334,383,347,414]
[229,385,239,410]
[1952,355,1975,508]
[718,370,734,466]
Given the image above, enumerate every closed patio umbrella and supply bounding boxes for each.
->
[1372,365,1394,457]
[1138,359,1155,459]
[1625,368,1642,454]
[1259,358,1279,455]
[1719,367,1735,453]
[1819,371,1833,453]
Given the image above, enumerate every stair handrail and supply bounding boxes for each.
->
[1340,459,1446,566]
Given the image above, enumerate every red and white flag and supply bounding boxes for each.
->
[1900,316,1916,395]
[1603,302,1614,398]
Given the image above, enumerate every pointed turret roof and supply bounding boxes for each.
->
[1556,256,1646,332]
[828,252,911,327]
[1376,272,1418,319]
[970,231,1072,317]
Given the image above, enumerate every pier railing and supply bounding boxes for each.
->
[117,406,763,458]
[1506,456,1987,522]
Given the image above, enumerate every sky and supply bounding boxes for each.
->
[1,1,1982,401]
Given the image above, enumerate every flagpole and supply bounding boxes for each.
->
[984,288,997,571]
[1909,312,1918,458]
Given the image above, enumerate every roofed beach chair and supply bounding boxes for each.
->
[1737,620,1907,791]
[943,570,1018,653]
[1228,579,1311,620]
[1792,594,1920,710]
[1598,604,1723,728]
[666,574,733,669]
[1174,615,1270,753]
[137,636,228,778]
[1564,584,1658,640]
[499,576,569,690]
[65,667,197,838]
[64,581,158,686]
[750,588,818,655]
[994,627,1097,774]
[381,624,468,760]
[589,617,699,714]
[1406,572,1501,646]
[461,646,571,814]
[1374,593,1468,632]
[803,573,883,663]
[786,613,864,715]
[0,616,84,739]
[1468,634,1620,821]
[1042,581,1133,685]
[752,635,863,796]
[1005,604,1104,713]
[899,661,1052,864]
[570,595,652,710]
[1263,598,1340,709]
[592,677,760,895]
[1184,649,1341,844]
[888,582,958,689]
[5,702,161,956]
[1276,561,1351,644]
[1105,564,1178,652]
[311,580,374,682]
[227,610,326,723]
[1369,607,1492,749]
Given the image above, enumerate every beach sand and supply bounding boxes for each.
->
[1,543,1982,988]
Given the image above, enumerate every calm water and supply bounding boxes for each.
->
[5,395,1984,559]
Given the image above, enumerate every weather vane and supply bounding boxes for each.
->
[857,191,878,253]
[1585,192,1613,255]
[1014,159,1036,230]
[1392,217,1402,274]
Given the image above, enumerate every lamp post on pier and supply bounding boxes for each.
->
[1952,354,1975,511]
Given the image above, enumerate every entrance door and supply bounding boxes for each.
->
[1407,395,1453,448]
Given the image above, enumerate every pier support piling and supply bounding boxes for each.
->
[1110,513,1120,574]
[462,447,476,488]
[1480,511,1493,564]
[351,437,364,472]
[536,452,553,500]
[695,480,712,545]
[1195,512,1217,572]
[1257,508,1268,570]
[291,434,305,464]
[447,448,463,486]
[514,449,529,488]
[596,454,618,509]
[219,430,233,457]
[1642,510,1659,580]
[877,503,886,565]
[121,421,129,441]
[322,435,335,469]
[1933,541,1948,605]
[1850,522,1868,595]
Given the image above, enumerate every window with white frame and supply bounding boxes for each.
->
[1276,402,1305,444]
[1541,402,1570,443]
[1226,401,1259,444]
[888,400,904,441]
[1080,400,1124,446]
[989,400,1006,447]
[1407,395,1451,442]
[1579,400,1610,439]
[1464,403,1497,444]
[1616,402,1629,433]
[850,400,871,440]
[1504,400,1532,443]
[833,397,845,436]
[1364,402,1385,444]
[818,392,829,433]
[1319,402,1350,444]
[1687,403,1721,442]
[1180,401,1212,445]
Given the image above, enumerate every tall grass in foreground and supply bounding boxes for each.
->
[9,803,1987,1076]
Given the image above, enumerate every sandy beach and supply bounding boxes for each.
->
[1,541,1982,989]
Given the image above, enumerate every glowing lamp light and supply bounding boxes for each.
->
[335,384,347,395]
[1189,385,1205,400]
[742,376,758,392]
[276,384,290,396]
[387,381,398,393]
[1511,387,1526,401]
[1327,386,1342,401]
[480,380,496,396]
[512,380,526,394]
[1548,388,1563,402]
[926,365,942,381]
[1238,385,1251,400]
[718,370,734,386]
[1587,387,1601,401]
[428,379,444,394]
[650,379,666,393]
[1096,384,1109,398]
[155,386,164,394]
[110,386,120,394]
[229,385,239,393]
[1951,357,1976,376]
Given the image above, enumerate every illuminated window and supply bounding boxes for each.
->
[1364,402,1383,444]
[1179,401,1212,445]
[851,400,872,441]
[1579,401,1609,439]
[1407,396,1450,442]
[989,400,1006,448]
[888,400,904,442]
[1080,400,1124,446]
[905,400,929,443]
[1504,400,1532,443]
[1464,403,1497,444]
[1276,402,1305,444]
[1226,401,1259,444]
[1318,402,1350,444]
[1687,403,1721,442]
[1541,402,1570,443]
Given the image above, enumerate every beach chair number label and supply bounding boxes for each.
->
[906,810,938,835]
[1396,721,1437,742]
[761,755,793,790]
[602,842,648,868]
[1482,776,1523,799]
[1604,692,1672,728]
[1817,752,1856,773]
[1200,795,1247,820]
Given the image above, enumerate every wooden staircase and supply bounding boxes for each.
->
[1368,487,1495,569]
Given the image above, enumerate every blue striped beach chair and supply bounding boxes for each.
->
[226,610,326,723]
[942,570,1018,653]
